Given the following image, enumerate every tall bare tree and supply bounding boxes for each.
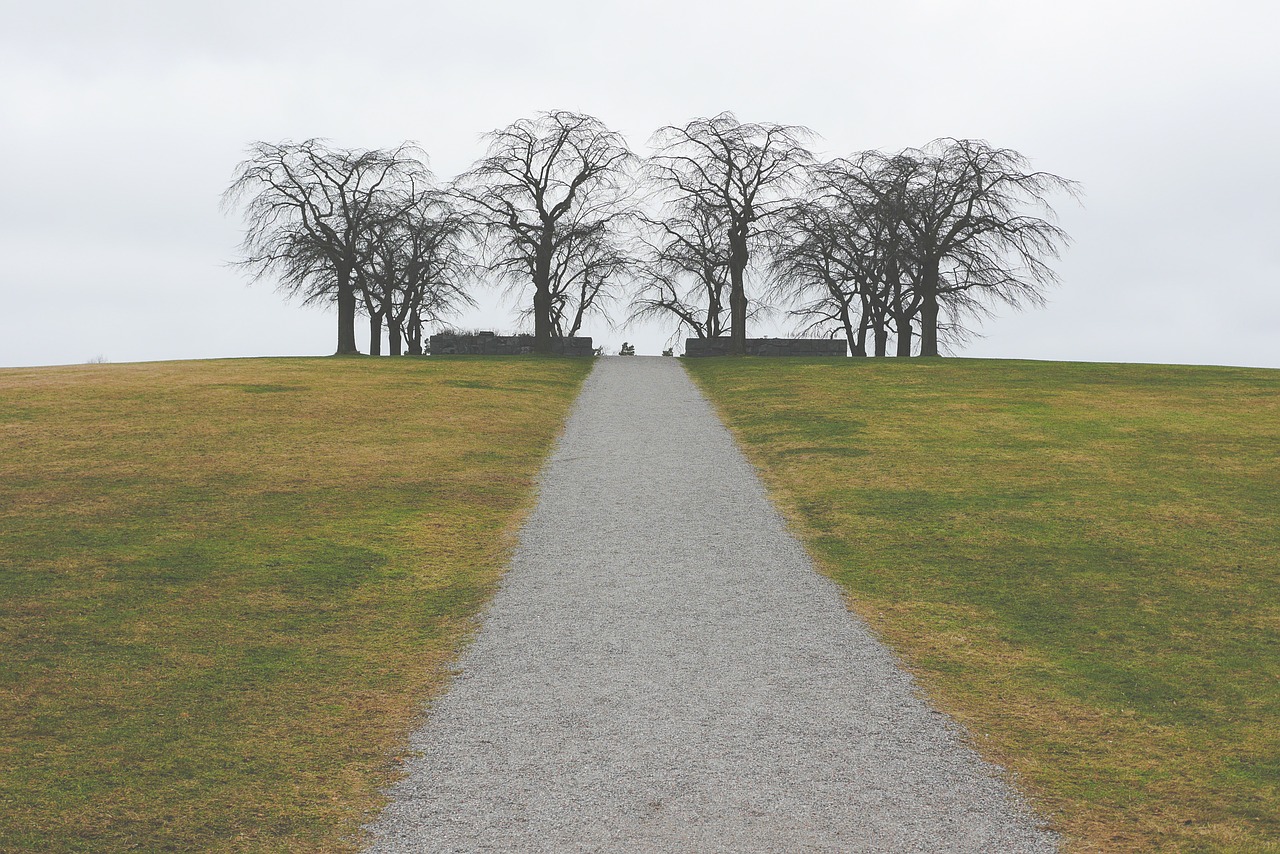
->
[841,141,1077,357]
[647,113,814,354]
[361,190,474,355]
[223,139,427,354]
[776,144,1075,357]
[778,154,923,357]
[628,202,733,340]
[454,111,635,354]
[912,139,1077,356]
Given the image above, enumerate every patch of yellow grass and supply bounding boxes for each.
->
[0,356,591,851]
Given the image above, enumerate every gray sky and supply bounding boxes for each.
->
[3,0,1277,367]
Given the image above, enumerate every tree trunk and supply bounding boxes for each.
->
[533,282,553,353]
[896,320,913,357]
[367,311,383,356]
[728,229,748,355]
[567,291,587,338]
[918,265,940,357]
[874,323,889,357]
[387,319,403,356]
[729,282,746,355]
[336,273,359,355]
[841,301,862,357]
[706,289,723,338]
[857,290,876,357]
[918,295,940,357]
[533,232,554,354]
[853,306,870,358]
[406,307,423,355]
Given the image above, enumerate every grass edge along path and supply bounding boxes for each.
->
[0,356,591,852]
[685,357,1279,854]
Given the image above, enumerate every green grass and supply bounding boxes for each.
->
[0,356,591,852]
[685,357,1279,853]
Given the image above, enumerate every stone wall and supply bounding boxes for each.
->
[683,337,848,357]
[429,332,594,357]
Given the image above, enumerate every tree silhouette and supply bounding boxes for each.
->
[223,139,427,354]
[360,190,474,355]
[454,111,635,354]
[647,113,813,354]
[772,143,1076,356]
[837,141,1077,356]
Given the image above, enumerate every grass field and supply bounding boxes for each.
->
[686,357,1279,853]
[0,356,591,852]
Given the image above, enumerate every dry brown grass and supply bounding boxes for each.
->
[0,356,591,852]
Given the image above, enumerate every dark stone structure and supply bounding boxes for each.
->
[430,332,594,356]
[683,337,848,357]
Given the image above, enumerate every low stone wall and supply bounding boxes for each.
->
[683,337,848,357]
[429,333,594,357]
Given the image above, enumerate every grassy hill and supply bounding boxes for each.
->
[6,354,1275,852]
[0,356,591,852]
[686,357,1279,853]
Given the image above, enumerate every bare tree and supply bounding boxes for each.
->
[777,143,1075,357]
[914,139,1077,356]
[222,139,427,354]
[769,197,867,355]
[361,190,474,355]
[356,192,417,356]
[453,111,635,354]
[811,153,925,356]
[842,141,1078,357]
[770,155,926,357]
[628,201,733,340]
[646,112,814,354]
[402,202,475,356]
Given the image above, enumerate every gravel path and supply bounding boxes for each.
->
[364,357,1057,853]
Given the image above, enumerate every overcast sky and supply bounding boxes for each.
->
[3,0,1277,367]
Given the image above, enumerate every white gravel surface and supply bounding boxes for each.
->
[363,356,1057,852]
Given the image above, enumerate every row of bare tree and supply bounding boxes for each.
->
[223,111,1077,357]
